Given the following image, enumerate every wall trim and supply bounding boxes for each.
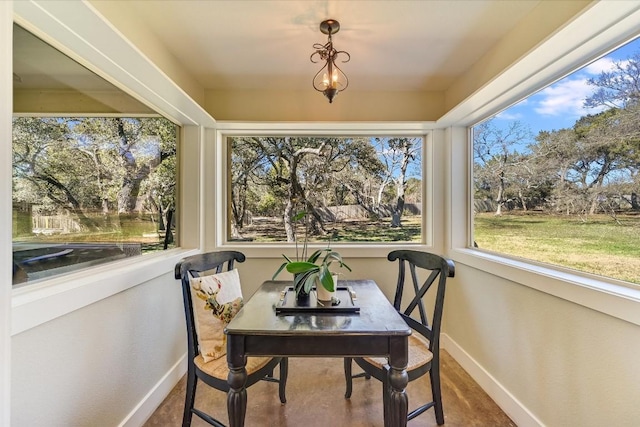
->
[11,249,198,335]
[1,1,13,424]
[451,248,640,327]
[442,333,543,427]
[119,352,187,427]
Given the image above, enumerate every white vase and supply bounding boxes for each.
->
[316,273,339,302]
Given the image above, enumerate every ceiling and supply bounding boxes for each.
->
[89,0,542,93]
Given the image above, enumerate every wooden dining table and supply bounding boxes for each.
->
[225,279,412,427]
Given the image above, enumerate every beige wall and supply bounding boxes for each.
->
[13,89,155,114]
[205,89,445,121]
[444,265,640,426]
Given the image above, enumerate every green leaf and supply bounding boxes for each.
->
[323,251,352,271]
[285,261,319,274]
[307,249,323,264]
[304,272,317,293]
[293,270,314,294]
[272,262,288,280]
[318,264,335,292]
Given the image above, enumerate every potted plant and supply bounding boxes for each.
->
[273,247,351,302]
[272,211,351,302]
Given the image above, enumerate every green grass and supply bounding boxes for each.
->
[474,212,640,285]
[13,213,175,253]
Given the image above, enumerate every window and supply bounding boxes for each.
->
[227,135,424,244]
[472,37,640,286]
[12,25,178,287]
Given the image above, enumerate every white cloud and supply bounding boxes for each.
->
[534,78,590,116]
[585,57,630,75]
[585,57,615,75]
[496,111,522,120]
[533,77,604,117]
[530,56,628,118]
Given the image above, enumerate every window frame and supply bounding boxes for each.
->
[213,122,439,259]
[442,2,640,327]
[9,2,214,335]
[11,113,180,286]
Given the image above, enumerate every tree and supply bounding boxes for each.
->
[585,52,640,110]
[473,119,533,215]
[585,54,640,210]
[12,117,102,230]
[230,138,268,232]
[230,136,384,242]
[12,116,177,233]
[371,137,422,227]
[529,129,580,215]
[71,117,174,216]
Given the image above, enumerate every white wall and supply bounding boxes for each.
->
[11,273,186,426]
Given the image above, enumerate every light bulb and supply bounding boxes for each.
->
[322,73,330,88]
[331,71,338,88]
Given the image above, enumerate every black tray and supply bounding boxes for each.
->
[275,286,359,314]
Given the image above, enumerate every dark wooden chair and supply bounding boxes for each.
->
[175,251,287,427]
[344,250,455,424]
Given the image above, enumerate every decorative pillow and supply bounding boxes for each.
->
[189,269,244,362]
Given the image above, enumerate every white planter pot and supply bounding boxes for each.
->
[316,273,339,302]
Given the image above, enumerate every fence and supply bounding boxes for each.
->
[32,215,81,234]
[317,203,422,221]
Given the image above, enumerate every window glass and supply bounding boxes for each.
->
[228,136,423,244]
[472,37,640,286]
[12,25,178,287]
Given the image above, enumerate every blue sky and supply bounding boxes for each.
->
[492,36,640,139]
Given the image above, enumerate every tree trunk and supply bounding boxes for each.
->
[519,189,528,211]
[495,170,505,216]
[284,198,295,243]
[34,174,99,230]
[115,118,151,214]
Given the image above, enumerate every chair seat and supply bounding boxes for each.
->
[363,333,433,371]
[195,354,274,380]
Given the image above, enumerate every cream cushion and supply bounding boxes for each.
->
[189,269,244,362]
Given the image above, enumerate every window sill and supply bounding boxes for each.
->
[11,248,199,335]
[450,248,640,327]
[219,242,433,259]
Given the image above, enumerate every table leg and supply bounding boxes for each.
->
[386,338,408,427]
[227,337,247,427]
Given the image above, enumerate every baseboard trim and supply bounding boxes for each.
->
[119,352,188,427]
[441,333,543,427]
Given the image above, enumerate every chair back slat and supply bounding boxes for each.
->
[406,265,440,326]
[388,250,455,348]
